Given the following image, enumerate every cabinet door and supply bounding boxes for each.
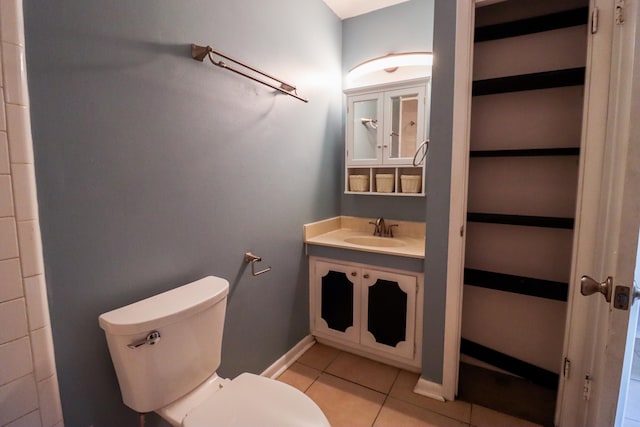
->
[360,269,417,359]
[382,85,427,166]
[312,260,361,343]
[346,93,383,166]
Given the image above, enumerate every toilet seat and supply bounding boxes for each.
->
[182,373,330,427]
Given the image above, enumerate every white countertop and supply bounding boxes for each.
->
[303,216,425,259]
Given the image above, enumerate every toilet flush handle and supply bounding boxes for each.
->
[128,331,161,349]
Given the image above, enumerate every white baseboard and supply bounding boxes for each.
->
[261,335,316,379]
[413,377,446,402]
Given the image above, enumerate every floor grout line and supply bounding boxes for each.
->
[289,343,548,427]
[371,392,391,427]
[317,370,391,395]
[368,368,402,427]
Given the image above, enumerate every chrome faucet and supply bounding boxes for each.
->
[370,217,386,237]
[369,217,399,237]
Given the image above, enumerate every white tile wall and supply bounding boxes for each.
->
[11,164,37,221]
[0,337,32,385]
[0,1,63,426]
[0,298,28,344]
[24,275,49,330]
[0,217,18,259]
[1,42,28,106]
[31,326,55,382]
[0,375,39,426]
[0,132,9,173]
[0,337,33,385]
[0,89,6,131]
[6,104,33,163]
[0,0,25,47]
[0,258,22,301]
[37,375,62,427]
[17,220,44,277]
[4,411,41,427]
[0,44,3,85]
[0,174,14,217]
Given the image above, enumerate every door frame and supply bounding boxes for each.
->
[553,0,617,423]
[441,0,475,401]
[558,0,640,425]
[444,0,629,419]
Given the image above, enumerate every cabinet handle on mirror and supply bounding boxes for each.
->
[363,274,370,279]
[351,272,357,277]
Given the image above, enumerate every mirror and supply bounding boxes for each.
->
[352,98,379,161]
[345,80,428,172]
[389,94,419,160]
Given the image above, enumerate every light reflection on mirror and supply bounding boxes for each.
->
[390,94,419,159]
[352,99,379,160]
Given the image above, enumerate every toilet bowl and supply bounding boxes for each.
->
[98,276,329,427]
[158,372,327,427]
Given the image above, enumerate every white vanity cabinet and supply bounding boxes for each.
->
[309,257,423,370]
[345,78,429,196]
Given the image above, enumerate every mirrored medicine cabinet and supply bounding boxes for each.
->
[345,78,430,196]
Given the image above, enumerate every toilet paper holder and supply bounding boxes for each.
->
[244,252,272,276]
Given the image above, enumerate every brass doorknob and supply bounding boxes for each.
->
[580,275,613,303]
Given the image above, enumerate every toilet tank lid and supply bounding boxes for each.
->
[98,276,229,335]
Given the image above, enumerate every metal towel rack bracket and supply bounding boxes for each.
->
[244,252,272,276]
[191,44,308,103]
[360,118,378,129]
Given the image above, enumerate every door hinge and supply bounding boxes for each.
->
[563,357,571,378]
[583,375,592,400]
[460,225,464,237]
[615,1,625,25]
[591,7,599,34]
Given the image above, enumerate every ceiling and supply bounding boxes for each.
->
[321,0,410,19]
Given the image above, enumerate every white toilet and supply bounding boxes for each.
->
[98,276,330,427]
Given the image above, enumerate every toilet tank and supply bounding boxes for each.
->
[99,276,229,413]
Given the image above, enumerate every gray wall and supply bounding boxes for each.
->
[421,0,456,383]
[340,0,434,221]
[23,1,342,426]
[338,0,453,384]
[342,0,435,72]
[24,0,452,425]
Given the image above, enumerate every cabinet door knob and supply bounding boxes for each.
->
[351,271,357,277]
[363,274,370,279]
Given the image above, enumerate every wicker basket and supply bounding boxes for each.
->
[349,175,369,192]
[401,175,421,193]
[376,174,394,193]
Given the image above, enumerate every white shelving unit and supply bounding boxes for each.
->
[344,78,429,197]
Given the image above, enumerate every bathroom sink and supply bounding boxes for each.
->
[343,236,406,248]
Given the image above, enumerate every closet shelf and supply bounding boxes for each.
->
[472,67,586,96]
[467,212,574,229]
[460,338,559,389]
[470,147,580,158]
[464,268,568,301]
[474,7,589,42]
